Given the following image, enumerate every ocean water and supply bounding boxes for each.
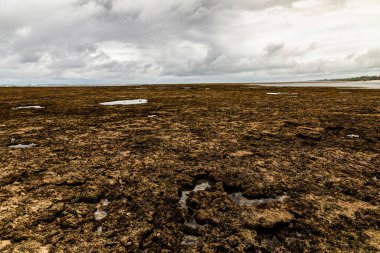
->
[253,81,380,89]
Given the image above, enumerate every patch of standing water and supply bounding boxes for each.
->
[14,106,44,109]
[94,199,109,235]
[179,181,211,209]
[181,235,200,246]
[9,143,36,148]
[148,115,157,118]
[347,134,360,138]
[96,226,103,236]
[99,99,148,106]
[179,180,211,246]
[184,219,206,230]
[94,209,107,221]
[95,199,110,220]
[267,92,298,95]
[229,192,288,206]
[101,199,109,206]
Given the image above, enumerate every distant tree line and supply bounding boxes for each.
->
[323,75,380,81]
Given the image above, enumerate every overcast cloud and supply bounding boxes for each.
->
[1,0,379,84]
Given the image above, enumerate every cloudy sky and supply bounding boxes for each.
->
[1,0,379,85]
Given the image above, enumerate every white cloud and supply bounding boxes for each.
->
[0,0,379,84]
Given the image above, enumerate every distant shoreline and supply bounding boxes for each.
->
[1,80,380,89]
[320,76,380,82]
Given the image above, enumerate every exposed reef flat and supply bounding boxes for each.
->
[0,84,379,252]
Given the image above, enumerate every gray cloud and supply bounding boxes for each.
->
[355,47,380,69]
[0,0,379,84]
[265,43,285,55]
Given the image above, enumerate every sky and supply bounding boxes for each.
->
[1,0,379,85]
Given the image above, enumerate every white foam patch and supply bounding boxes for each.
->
[100,99,148,106]
[15,106,44,109]
[9,143,36,148]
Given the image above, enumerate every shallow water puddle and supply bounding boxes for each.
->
[179,181,211,209]
[347,134,360,138]
[148,115,157,118]
[94,209,107,221]
[96,226,103,236]
[229,192,288,206]
[181,235,200,246]
[9,143,36,148]
[14,106,44,109]
[267,92,298,95]
[179,181,211,245]
[184,219,207,230]
[94,199,109,221]
[101,199,109,206]
[99,99,148,106]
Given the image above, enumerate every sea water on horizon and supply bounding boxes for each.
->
[253,81,380,89]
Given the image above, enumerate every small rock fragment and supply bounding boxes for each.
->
[0,240,11,250]
[230,150,253,157]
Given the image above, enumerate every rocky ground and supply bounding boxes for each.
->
[0,84,379,252]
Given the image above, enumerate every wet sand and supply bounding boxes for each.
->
[0,84,379,252]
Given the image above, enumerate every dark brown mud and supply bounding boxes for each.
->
[0,85,379,252]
